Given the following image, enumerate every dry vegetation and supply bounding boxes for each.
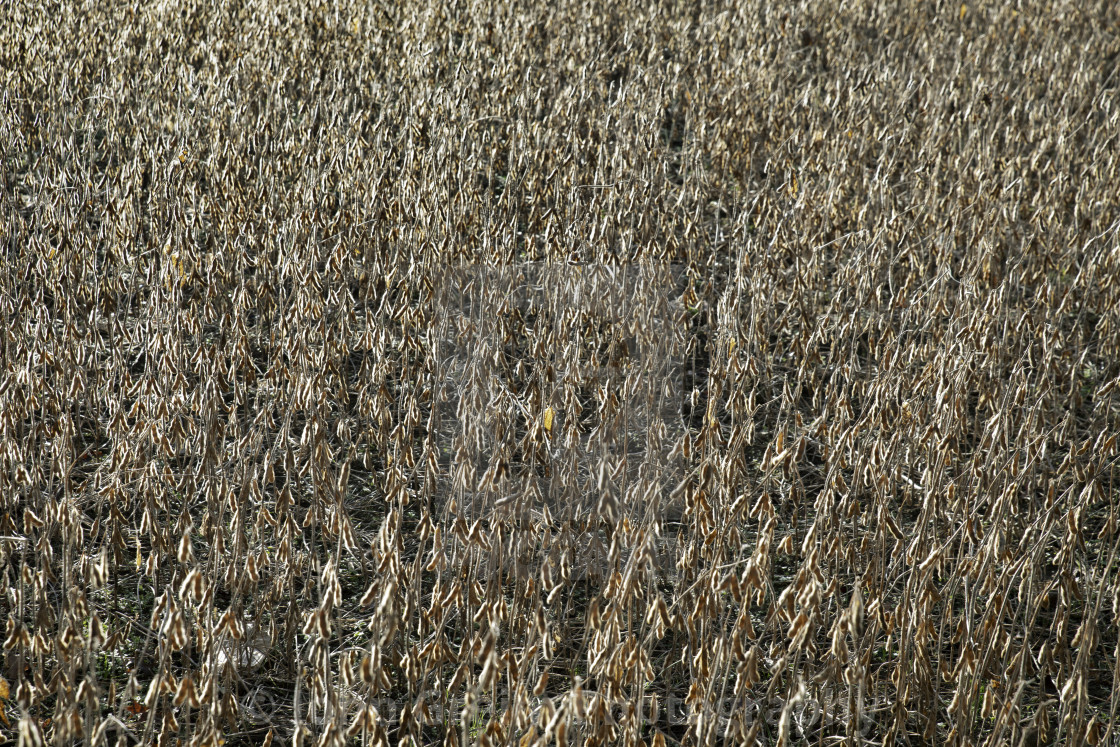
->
[3,0,1120,745]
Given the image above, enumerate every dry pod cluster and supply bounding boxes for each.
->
[1,1,1119,746]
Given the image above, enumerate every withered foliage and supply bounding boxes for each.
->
[2,1,1120,745]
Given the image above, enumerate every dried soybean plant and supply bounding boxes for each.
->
[2,0,1120,746]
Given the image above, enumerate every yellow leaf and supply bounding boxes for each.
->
[543,407,554,434]
[0,676,9,699]
[959,3,967,20]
